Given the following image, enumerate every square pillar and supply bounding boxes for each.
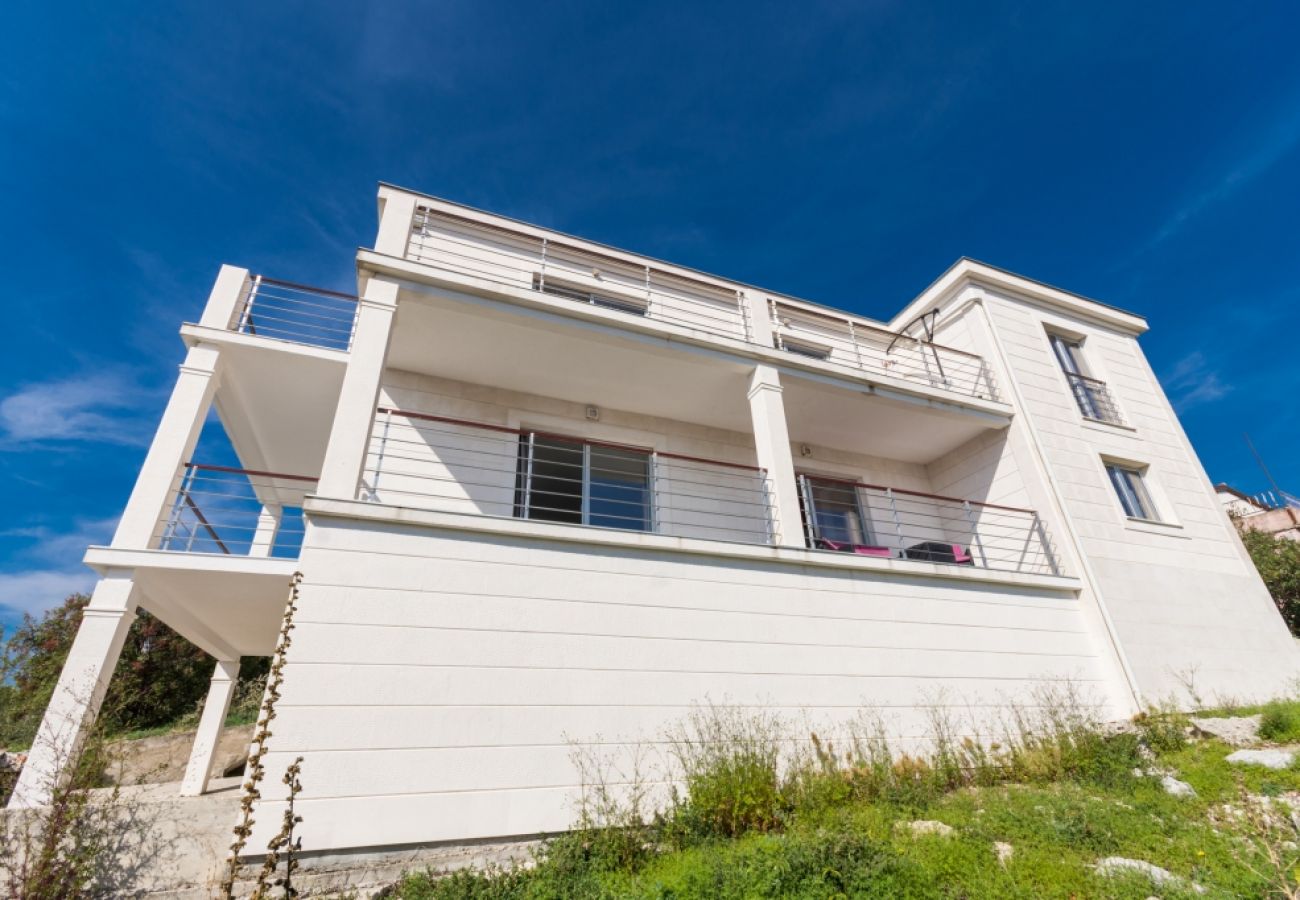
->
[375,187,418,258]
[179,659,240,797]
[197,265,252,331]
[248,504,282,558]
[747,365,803,546]
[111,342,222,549]
[8,571,138,809]
[741,289,775,348]
[317,277,399,498]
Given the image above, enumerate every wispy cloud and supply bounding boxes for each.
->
[1148,91,1300,249]
[0,371,159,450]
[0,517,117,623]
[1161,351,1232,412]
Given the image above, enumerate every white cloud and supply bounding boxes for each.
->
[0,568,97,621]
[1161,351,1232,412]
[0,372,156,449]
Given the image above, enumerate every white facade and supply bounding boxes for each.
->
[11,185,1299,859]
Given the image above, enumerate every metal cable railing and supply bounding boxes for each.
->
[798,474,1059,575]
[360,408,775,545]
[772,302,998,401]
[1063,372,1125,426]
[408,207,750,340]
[232,276,359,351]
[156,463,315,556]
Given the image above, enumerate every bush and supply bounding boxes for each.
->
[1259,700,1300,743]
[0,595,268,749]
[1240,528,1300,634]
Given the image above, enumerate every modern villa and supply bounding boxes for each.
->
[10,184,1299,860]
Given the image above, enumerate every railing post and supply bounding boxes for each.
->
[366,408,393,501]
[1033,513,1061,576]
[317,277,399,499]
[962,500,988,568]
[198,265,252,332]
[886,488,905,553]
[249,505,282,558]
[746,365,802,546]
[740,290,774,348]
[374,187,418,258]
[112,343,222,550]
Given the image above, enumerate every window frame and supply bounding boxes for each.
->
[797,473,876,547]
[1104,461,1158,521]
[514,431,654,532]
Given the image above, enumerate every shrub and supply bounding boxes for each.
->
[1259,700,1300,743]
[1133,707,1190,753]
[1240,528,1300,635]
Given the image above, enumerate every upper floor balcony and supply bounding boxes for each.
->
[360,188,1002,410]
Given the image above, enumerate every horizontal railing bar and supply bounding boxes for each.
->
[375,409,766,473]
[256,276,359,302]
[185,463,319,483]
[801,474,1035,515]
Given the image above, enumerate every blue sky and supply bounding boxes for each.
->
[2,2,1298,634]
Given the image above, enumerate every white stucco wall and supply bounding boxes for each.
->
[980,290,1300,703]
[248,512,1106,853]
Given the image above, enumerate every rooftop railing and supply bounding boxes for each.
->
[232,276,359,351]
[409,206,751,340]
[360,408,775,546]
[405,205,998,403]
[1064,372,1125,426]
[798,474,1060,575]
[156,463,315,557]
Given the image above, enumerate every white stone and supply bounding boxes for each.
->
[994,841,1014,866]
[1094,857,1205,894]
[1226,748,1296,770]
[1160,775,1197,798]
[899,819,955,837]
[1190,715,1263,747]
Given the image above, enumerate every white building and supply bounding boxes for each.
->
[11,184,1300,859]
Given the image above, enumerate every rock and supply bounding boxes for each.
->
[993,841,1014,866]
[897,819,954,837]
[1160,775,1197,798]
[1094,857,1206,894]
[0,751,26,773]
[1190,715,1263,747]
[1226,748,1296,770]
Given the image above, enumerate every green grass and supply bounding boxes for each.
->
[390,703,1300,899]
[1259,699,1300,743]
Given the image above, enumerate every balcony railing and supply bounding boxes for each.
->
[360,408,775,546]
[798,474,1060,575]
[157,463,315,557]
[232,276,359,351]
[1064,372,1125,426]
[409,207,751,340]
[405,205,998,403]
[772,302,998,400]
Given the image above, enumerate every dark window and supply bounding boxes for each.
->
[1105,462,1156,520]
[798,475,873,545]
[515,433,651,531]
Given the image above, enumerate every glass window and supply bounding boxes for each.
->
[1049,333,1102,419]
[515,434,651,531]
[1105,462,1156,520]
[800,476,872,545]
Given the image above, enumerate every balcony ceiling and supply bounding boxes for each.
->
[388,288,1005,465]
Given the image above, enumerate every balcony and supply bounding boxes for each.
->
[393,202,1000,405]
[1064,371,1125,426]
[230,275,359,352]
[156,463,316,557]
[355,409,1059,576]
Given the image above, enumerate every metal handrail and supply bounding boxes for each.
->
[157,463,316,556]
[1063,371,1125,426]
[232,275,360,351]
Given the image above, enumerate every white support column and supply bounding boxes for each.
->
[197,265,252,331]
[747,365,803,546]
[111,343,222,549]
[742,289,775,348]
[375,187,418,258]
[8,571,138,809]
[179,659,240,797]
[316,276,399,498]
[248,504,282,558]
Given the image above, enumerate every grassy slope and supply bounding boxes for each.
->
[395,724,1300,899]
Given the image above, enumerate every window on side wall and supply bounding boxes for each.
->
[1104,461,1158,521]
[798,474,874,547]
[514,433,652,531]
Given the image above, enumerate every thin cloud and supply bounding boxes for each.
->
[0,372,157,450]
[0,517,117,623]
[1161,351,1232,412]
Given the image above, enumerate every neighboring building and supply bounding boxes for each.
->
[1216,483,1300,541]
[11,185,1300,861]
